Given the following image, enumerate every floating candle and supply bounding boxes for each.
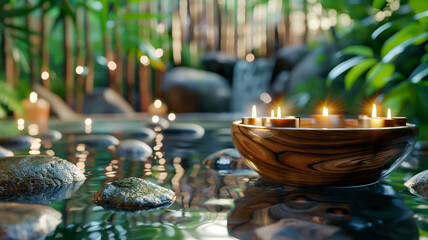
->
[264,107,300,128]
[358,105,402,128]
[312,107,345,128]
[242,105,263,126]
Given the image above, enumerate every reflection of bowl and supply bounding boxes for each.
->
[228,181,418,240]
[231,119,418,187]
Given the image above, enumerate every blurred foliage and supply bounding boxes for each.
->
[289,0,428,138]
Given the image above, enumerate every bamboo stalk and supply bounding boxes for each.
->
[27,4,37,85]
[75,6,84,113]
[138,2,152,112]
[85,6,94,94]
[113,18,123,95]
[41,3,50,89]
[64,15,74,107]
[4,30,15,85]
[126,51,135,107]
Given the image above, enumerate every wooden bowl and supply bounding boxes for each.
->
[231,119,418,187]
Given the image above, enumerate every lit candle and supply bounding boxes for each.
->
[148,99,168,115]
[242,105,263,126]
[263,107,300,128]
[358,105,405,128]
[312,106,345,128]
[18,92,50,122]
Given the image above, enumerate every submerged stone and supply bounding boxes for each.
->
[116,139,153,159]
[0,155,86,197]
[126,128,156,143]
[35,130,62,142]
[0,146,13,157]
[163,123,205,140]
[92,177,176,210]
[73,134,119,147]
[0,136,36,149]
[203,148,249,171]
[0,202,62,240]
[405,170,428,198]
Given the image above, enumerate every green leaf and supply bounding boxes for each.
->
[327,56,365,86]
[381,23,424,58]
[341,45,374,57]
[0,107,6,119]
[345,58,377,90]
[3,23,41,36]
[373,0,386,10]
[422,52,428,62]
[410,0,428,29]
[365,62,395,95]
[409,61,428,83]
[383,31,428,62]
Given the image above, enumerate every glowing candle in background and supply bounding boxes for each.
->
[17,92,50,122]
[168,113,176,122]
[312,106,345,128]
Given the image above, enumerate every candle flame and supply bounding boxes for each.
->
[29,92,38,103]
[387,108,392,120]
[252,105,257,118]
[277,107,281,118]
[271,109,275,118]
[372,104,377,118]
[322,107,328,116]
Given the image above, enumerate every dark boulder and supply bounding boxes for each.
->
[162,67,231,113]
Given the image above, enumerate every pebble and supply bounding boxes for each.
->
[116,139,153,159]
[0,155,86,197]
[0,136,36,149]
[0,202,62,240]
[35,130,62,142]
[0,146,13,157]
[203,148,249,171]
[73,134,119,147]
[162,123,205,140]
[92,177,176,210]
[405,170,428,198]
[126,128,156,143]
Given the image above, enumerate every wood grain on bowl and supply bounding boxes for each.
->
[231,120,418,186]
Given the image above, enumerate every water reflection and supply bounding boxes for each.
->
[228,181,418,240]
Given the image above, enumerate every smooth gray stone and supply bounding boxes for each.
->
[147,117,170,130]
[0,202,62,240]
[0,136,36,150]
[405,170,428,198]
[0,155,86,197]
[73,134,119,147]
[162,67,231,113]
[163,123,205,140]
[116,139,153,160]
[0,146,13,157]
[35,130,62,142]
[127,128,156,143]
[202,51,237,81]
[203,148,249,171]
[92,177,176,210]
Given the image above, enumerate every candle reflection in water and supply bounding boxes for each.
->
[84,118,92,134]
[17,118,25,131]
